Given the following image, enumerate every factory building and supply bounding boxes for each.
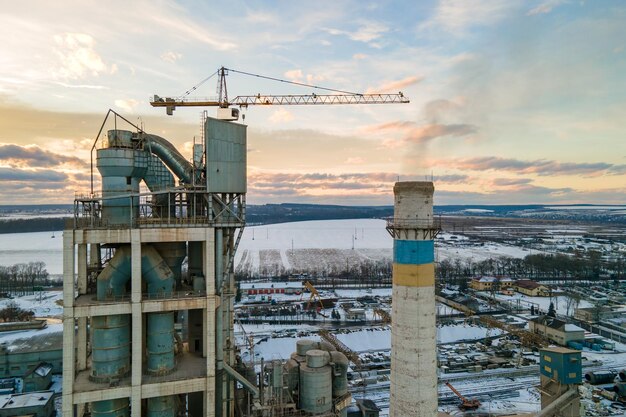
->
[386,182,439,417]
[529,316,585,346]
[62,116,247,417]
[0,331,62,379]
[239,281,302,296]
[0,391,54,417]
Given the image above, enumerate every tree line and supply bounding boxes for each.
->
[437,251,625,282]
[0,262,50,296]
[0,218,68,234]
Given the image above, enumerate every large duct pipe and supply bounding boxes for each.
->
[142,245,178,415]
[144,134,194,184]
[389,182,437,417]
[91,246,133,414]
[92,246,132,382]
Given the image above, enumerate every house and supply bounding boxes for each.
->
[515,280,550,297]
[240,282,302,296]
[574,306,621,323]
[529,315,585,346]
[345,308,366,321]
[469,276,498,291]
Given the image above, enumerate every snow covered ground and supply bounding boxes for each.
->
[478,291,593,316]
[0,291,63,318]
[247,323,502,360]
[235,219,542,276]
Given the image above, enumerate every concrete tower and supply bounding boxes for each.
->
[62,115,247,417]
[387,182,438,417]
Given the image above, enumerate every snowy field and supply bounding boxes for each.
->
[248,323,502,360]
[235,219,541,276]
[0,291,63,318]
[478,291,594,316]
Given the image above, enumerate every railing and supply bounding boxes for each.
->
[385,216,442,230]
[72,189,245,230]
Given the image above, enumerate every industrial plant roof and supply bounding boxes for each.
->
[0,391,53,409]
[530,315,566,329]
[476,276,498,282]
[240,282,302,290]
[24,363,53,378]
[0,324,62,353]
[515,280,545,290]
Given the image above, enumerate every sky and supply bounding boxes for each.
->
[0,0,625,206]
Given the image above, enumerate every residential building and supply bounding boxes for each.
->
[515,280,550,297]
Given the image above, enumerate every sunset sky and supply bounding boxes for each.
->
[1,0,625,205]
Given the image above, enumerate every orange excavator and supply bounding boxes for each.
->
[445,381,481,411]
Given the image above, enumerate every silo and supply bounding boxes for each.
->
[388,182,437,417]
[330,351,349,398]
[91,397,130,417]
[299,350,332,414]
[296,339,317,356]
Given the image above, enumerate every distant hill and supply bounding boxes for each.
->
[0,202,624,234]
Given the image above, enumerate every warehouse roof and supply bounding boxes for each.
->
[240,282,302,290]
[0,391,53,409]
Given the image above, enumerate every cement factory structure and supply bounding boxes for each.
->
[62,113,248,417]
[61,110,359,417]
[59,68,585,417]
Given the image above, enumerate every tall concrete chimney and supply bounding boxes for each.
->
[388,181,437,417]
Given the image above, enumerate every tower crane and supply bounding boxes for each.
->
[150,66,410,117]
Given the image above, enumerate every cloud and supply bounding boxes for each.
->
[422,0,518,34]
[0,167,67,182]
[442,156,625,177]
[366,76,423,94]
[435,174,469,184]
[369,121,477,145]
[492,177,533,186]
[284,69,304,82]
[0,144,86,168]
[54,82,109,90]
[323,21,389,45]
[160,51,182,63]
[114,99,140,113]
[345,157,365,164]
[53,33,113,79]
[527,0,567,16]
[268,108,294,123]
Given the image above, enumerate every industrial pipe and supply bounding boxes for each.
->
[585,371,616,385]
[144,134,194,184]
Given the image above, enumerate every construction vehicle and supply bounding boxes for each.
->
[445,381,481,411]
[151,66,409,116]
[303,281,328,318]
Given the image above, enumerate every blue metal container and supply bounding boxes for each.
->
[540,348,582,385]
[91,315,131,381]
[146,312,175,375]
[91,397,130,417]
[146,396,177,417]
